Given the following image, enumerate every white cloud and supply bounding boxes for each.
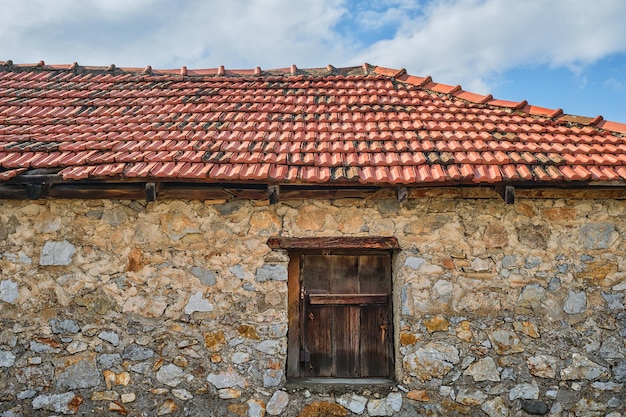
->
[357,0,626,92]
[1,0,625,100]
[0,0,352,69]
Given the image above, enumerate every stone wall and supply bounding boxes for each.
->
[0,194,624,416]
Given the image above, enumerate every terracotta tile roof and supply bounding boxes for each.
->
[1,61,626,188]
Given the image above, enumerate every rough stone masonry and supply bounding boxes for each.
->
[0,193,625,416]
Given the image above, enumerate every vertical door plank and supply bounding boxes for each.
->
[286,254,301,378]
[329,255,359,294]
[359,254,391,294]
[333,306,360,377]
[304,305,333,377]
[360,305,392,377]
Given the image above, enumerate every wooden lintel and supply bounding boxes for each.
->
[26,183,46,200]
[267,236,400,251]
[268,184,280,204]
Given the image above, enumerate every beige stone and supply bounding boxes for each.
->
[91,391,119,401]
[424,315,449,333]
[455,321,473,342]
[121,393,136,403]
[513,321,540,339]
[204,331,225,352]
[406,390,429,402]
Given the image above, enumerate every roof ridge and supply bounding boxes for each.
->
[1,60,624,134]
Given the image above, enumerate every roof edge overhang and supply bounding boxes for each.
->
[1,177,625,203]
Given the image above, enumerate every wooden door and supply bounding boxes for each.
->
[300,254,393,378]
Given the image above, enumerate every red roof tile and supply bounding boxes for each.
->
[0,62,625,188]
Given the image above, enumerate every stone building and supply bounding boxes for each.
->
[0,62,625,416]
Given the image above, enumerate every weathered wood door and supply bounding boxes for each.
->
[300,254,393,378]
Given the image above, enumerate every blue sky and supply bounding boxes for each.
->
[1,0,625,122]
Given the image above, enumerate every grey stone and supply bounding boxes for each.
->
[525,257,542,269]
[385,392,402,412]
[122,344,154,361]
[489,329,524,355]
[367,399,391,416]
[0,279,18,303]
[190,266,216,285]
[517,284,545,308]
[53,353,100,389]
[130,362,152,374]
[401,284,412,315]
[32,392,80,415]
[501,255,517,268]
[263,369,283,387]
[337,394,367,414]
[17,389,37,400]
[563,290,586,314]
[184,291,214,314]
[613,361,626,382]
[98,353,122,368]
[509,380,539,400]
[15,362,54,388]
[98,331,120,346]
[255,264,287,282]
[270,323,287,338]
[580,223,615,249]
[50,319,80,334]
[557,263,568,273]
[521,400,548,415]
[464,357,500,382]
[172,389,193,401]
[229,265,246,279]
[242,283,255,291]
[102,208,126,226]
[255,340,283,355]
[0,350,16,367]
[156,364,185,387]
[215,200,244,215]
[30,340,61,354]
[599,336,625,359]
[548,276,561,291]
[266,390,289,415]
[39,240,76,266]
[247,399,265,417]
[602,292,624,310]
[607,397,621,408]
[231,351,250,364]
[562,353,608,380]
[404,256,425,269]
[66,340,87,354]
[481,396,509,417]
[207,369,246,389]
[591,381,623,391]
[526,354,558,379]
[580,254,594,261]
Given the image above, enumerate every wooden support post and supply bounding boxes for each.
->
[145,183,157,202]
[396,187,408,204]
[268,184,280,205]
[496,185,515,204]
